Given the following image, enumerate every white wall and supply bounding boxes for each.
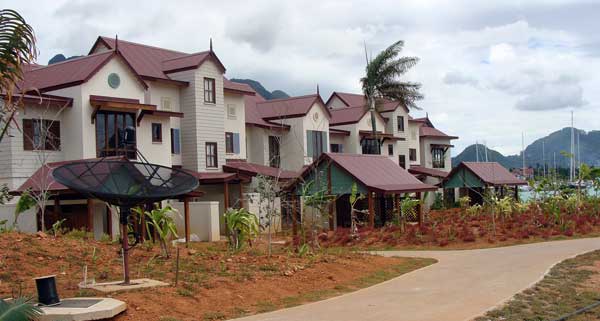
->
[224,93,246,161]
[420,137,453,171]
[0,205,36,232]
[330,110,385,155]
[170,200,220,242]
[326,96,348,109]
[408,122,421,166]
[246,126,269,166]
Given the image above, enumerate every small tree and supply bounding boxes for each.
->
[254,174,280,257]
[13,190,35,229]
[349,182,365,239]
[300,179,335,248]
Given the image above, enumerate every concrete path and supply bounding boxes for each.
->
[233,237,600,321]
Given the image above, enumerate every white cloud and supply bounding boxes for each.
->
[516,82,586,110]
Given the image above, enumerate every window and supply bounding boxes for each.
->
[171,128,181,154]
[95,111,136,159]
[330,143,343,153]
[205,142,218,168]
[151,123,162,143]
[388,144,394,156]
[432,147,445,168]
[361,138,379,155]
[399,155,406,169]
[161,97,171,110]
[227,104,236,119]
[307,130,327,160]
[409,148,417,161]
[22,119,60,151]
[269,136,280,168]
[397,116,405,132]
[225,132,240,154]
[204,77,215,103]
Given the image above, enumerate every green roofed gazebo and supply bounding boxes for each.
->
[286,153,437,232]
[442,162,527,204]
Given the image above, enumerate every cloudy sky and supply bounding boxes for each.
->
[9,0,600,155]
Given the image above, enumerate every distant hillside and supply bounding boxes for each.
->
[230,79,290,100]
[453,127,600,169]
[48,53,83,65]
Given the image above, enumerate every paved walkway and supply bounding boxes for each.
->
[233,237,600,321]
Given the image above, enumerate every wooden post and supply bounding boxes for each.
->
[53,197,60,221]
[184,197,190,245]
[291,195,298,238]
[86,199,94,233]
[139,204,147,243]
[514,186,519,202]
[224,182,230,210]
[327,162,334,231]
[106,206,113,239]
[416,192,423,226]
[368,191,375,228]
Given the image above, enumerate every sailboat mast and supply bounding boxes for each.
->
[484,140,488,162]
[522,132,525,175]
[570,111,574,182]
[542,140,546,178]
[475,141,479,162]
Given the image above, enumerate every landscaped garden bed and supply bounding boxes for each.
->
[321,195,600,250]
[0,231,434,321]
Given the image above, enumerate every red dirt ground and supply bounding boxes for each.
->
[0,232,431,321]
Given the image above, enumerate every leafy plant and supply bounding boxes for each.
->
[458,196,471,209]
[0,297,41,321]
[223,208,259,251]
[399,198,420,227]
[134,205,179,258]
[13,190,35,229]
[50,218,66,236]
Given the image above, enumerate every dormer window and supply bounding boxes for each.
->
[204,78,215,103]
[161,97,171,110]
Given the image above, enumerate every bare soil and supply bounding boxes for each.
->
[0,232,433,321]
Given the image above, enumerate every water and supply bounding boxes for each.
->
[520,186,599,202]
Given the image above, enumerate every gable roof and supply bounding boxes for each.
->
[294,153,437,194]
[19,50,148,93]
[329,105,369,125]
[419,126,458,140]
[444,162,527,186]
[243,91,289,129]
[408,165,449,179]
[224,79,255,95]
[256,94,331,120]
[90,36,225,82]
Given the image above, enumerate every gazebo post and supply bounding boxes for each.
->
[106,206,113,239]
[224,182,230,210]
[514,186,519,202]
[53,197,60,222]
[86,199,94,233]
[238,183,244,209]
[368,191,375,228]
[184,197,190,245]
[416,192,423,226]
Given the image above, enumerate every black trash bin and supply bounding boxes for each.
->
[34,275,60,306]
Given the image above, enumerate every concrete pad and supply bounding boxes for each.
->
[39,297,126,321]
[231,237,600,321]
[84,278,169,293]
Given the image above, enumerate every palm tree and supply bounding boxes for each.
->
[361,40,423,154]
[0,9,37,143]
[0,298,42,321]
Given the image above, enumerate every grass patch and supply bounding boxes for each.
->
[475,250,600,321]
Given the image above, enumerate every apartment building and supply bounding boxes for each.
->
[1,36,458,237]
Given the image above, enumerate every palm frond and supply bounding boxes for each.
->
[0,298,42,321]
[378,81,424,109]
[0,9,37,104]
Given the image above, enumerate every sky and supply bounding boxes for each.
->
[8,0,600,156]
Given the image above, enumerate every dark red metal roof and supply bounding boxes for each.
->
[182,169,237,184]
[223,161,298,180]
[3,93,73,108]
[448,162,527,186]
[256,94,330,120]
[329,105,369,125]
[419,126,458,139]
[13,156,125,194]
[326,92,407,113]
[224,79,255,95]
[329,128,351,136]
[20,51,114,92]
[296,153,437,194]
[243,91,289,129]
[408,165,449,178]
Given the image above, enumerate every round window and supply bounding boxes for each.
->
[312,112,319,122]
[108,73,120,89]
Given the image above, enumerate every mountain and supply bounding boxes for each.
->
[452,127,600,169]
[230,79,290,100]
[48,53,83,65]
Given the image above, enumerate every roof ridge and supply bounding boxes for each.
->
[162,51,210,62]
[257,94,317,104]
[28,51,113,72]
[100,36,189,55]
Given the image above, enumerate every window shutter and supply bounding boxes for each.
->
[340,144,343,153]
[48,120,60,151]
[171,128,181,154]
[233,133,240,154]
[306,131,314,158]
[22,119,33,150]
[321,132,328,153]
